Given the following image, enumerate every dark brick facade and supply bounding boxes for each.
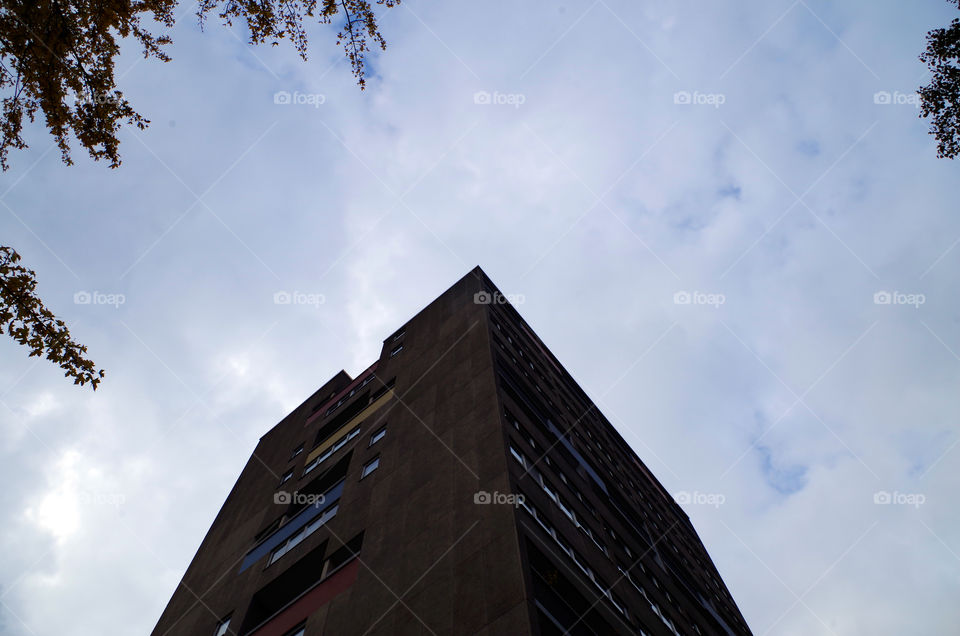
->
[152,267,752,636]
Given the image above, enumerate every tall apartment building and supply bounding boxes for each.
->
[152,267,753,636]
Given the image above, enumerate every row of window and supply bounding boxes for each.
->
[493,309,634,479]
[225,455,382,633]
[388,327,405,358]
[272,458,386,565]
[282,423,387,486]
[496,341,718,583]
[509,414,644,556]
[303,426,360,477]
[495,330,644,502]
[506,410,598,510]
[324,372,379,417]
[509,442,609,557]
[270,504,340,565]
[504,333,728,605]
[504,373,658,541]
[492,305,746,631]
[218,356,402,636]
[516,486,629,620]
[616,563,694,636]
[515,450,697,635]
[309,425,384,478]
[490,308,592,427]
[494,336,632,506]
[492,309,678,522]
[512,412,716,634]
[265,431,384,569]
[214,617,305,636]
[508,436,645,625]
[218,530,366,636]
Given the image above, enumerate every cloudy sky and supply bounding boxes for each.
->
[1,0,958,634]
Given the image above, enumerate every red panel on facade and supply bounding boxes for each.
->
[249,558,361,636]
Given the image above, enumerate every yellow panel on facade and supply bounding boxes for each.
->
[304,390,395,464]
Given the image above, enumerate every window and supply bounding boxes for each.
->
[392,329,405,341]
[303,425,361,476]
[554,532,574,559]
[214,616,231,636]
[389,343,403,357]
[370,377,396,402]
[279,470,293,485]
[556,495,574,521]
[254,518,282,546]
[610,594,628,617]
[290,444,303,459]
[240,466,349,573]
[541,480,558,504]
[369,426,386,446]
[572,550,592,578]
[360,456,380,479]
[321,531,364,578]
[516,489,535,517]
[282,624,306,636]
[323,374,378,416]
[269,504,339,565]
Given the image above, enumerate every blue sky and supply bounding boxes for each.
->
[1,0,958,634]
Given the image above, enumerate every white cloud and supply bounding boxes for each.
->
[0,0,958,634]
